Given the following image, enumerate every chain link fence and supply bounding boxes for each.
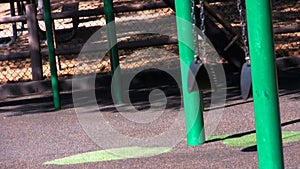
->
[0,0,299,85]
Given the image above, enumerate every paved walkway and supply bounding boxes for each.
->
[1,64,299,168]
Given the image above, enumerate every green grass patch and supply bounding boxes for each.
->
[223,133,256,147]
[206,135,230,142]
[43,146,172,165]
[44,131,300,165]
[223,131,300,147]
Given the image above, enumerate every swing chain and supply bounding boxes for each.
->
[199,0,206,63]
[237,0,250,64]
[191,0,206,62]
[191,0,200,61]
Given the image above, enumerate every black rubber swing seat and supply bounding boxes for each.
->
[188,60,211,92]
[0,37,16,47]
[0,1,25,47]
[240,62,252,100]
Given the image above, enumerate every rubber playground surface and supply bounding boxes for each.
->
[1,64,300,168]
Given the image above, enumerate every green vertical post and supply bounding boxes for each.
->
[174,0,205,146]
[103,0,122,104]
[43,0,61,110]
[246,0,284,168]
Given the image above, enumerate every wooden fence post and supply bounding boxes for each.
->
[26,4,43,80]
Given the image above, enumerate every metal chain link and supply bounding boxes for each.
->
[191,0,206,62]
[237,0,250,64]
[191,0,200,61]
[199,0,206,63]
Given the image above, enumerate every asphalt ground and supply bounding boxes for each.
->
[0,59,299,168]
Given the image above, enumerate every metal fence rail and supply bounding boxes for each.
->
[0,0,175,84]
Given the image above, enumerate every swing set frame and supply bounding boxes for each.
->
[175,0,284,168]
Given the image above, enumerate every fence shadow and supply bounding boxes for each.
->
[0,56,299,116]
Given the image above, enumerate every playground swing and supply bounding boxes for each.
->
[37,2,79,43]
[188,0,252,99]
[188,0,210,92]
[0,1,26,47]
[237,0,252,100]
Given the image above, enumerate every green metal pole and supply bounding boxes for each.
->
[174,0,205,146]
[43,0,61,110]
[103,0,123,104]
[246,0,284,168]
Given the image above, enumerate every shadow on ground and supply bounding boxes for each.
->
[0,57,299,117]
